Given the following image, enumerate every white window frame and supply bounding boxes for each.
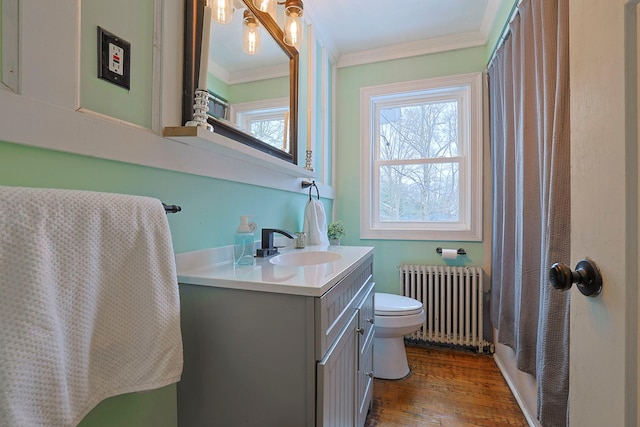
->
[360,73,483,241]
[230,97,290,150]
[230,97,289,128]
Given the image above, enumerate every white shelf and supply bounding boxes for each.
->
[163,126,332,196]
[164,126,317,180]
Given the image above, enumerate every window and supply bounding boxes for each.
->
[237,107,289,152]
[207,91,229,121]
[231,97,290,152]
[360,73,482,241]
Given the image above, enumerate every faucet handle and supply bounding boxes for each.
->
[257,229,280,257]
[256,247,280,257]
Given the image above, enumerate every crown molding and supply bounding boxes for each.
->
[480,0,502,39]
[228,62,289,84]
[301,0,340,65]
[208,58,288,85]
[209,60,230,84]
[336,31,487,69]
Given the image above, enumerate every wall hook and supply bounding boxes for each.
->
[301,180,319,200]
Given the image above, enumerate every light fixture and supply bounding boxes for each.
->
[211,0,233,24]
[252,0,276,17]
[242,10,261,55]
[283,0,303,49]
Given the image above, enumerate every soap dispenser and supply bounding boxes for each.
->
[235,216,257,266]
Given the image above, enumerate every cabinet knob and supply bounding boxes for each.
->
[367,372,374,378]
[366,318,374,324]
[356,327,365,335]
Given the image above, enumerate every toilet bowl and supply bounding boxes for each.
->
[374,293,426,380]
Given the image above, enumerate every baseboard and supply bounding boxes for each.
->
[493,354,540,427]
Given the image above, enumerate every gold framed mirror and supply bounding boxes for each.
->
[183,0,299,164]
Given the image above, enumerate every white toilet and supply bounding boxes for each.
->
[374,292,426,379]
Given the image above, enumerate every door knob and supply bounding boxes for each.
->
[549,259,602,297]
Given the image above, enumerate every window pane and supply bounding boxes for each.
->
[249,118,287,150]
[379,100,458,161]
[378,162,459,222]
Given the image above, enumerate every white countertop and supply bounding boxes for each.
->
[176,245,374,297]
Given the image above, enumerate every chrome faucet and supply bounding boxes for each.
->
[256,228,295,257]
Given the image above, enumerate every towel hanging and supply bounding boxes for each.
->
[0,186,183,427]
[303,197,329,245]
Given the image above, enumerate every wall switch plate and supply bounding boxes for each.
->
[97,27,131,90]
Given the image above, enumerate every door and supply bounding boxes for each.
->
[569,1,639,425]
[316,312,358,427]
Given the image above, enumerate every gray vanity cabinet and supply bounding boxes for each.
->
[177,254,374,427]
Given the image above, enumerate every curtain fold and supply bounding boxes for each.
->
[488,0,570,425]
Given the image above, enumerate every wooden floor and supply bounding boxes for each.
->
[364,344,528,427]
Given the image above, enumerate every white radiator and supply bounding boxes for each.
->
[399,265,492,353]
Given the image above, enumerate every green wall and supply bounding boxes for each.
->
[80,0,154,128]
[208,73,230,101]
[76,385,176,427]
[0,140,322,254]
[335,46,488,293]
[229,75,289,103]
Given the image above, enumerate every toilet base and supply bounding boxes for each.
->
[374,336,410,379]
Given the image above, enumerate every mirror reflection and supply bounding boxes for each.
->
[207,4,291,152]
[183,0,299,164]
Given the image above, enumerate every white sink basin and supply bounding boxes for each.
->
[269,251,342,266]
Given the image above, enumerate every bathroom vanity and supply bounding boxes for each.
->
[176,245,374,427]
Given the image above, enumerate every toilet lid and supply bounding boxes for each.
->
[375,293,424,316]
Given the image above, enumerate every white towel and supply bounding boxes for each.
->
[0,186,183,427]
[303,198,329,246]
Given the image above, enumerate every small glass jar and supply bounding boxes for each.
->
[295,231,307,249]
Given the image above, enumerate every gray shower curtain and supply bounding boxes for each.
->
[488,0,570,425]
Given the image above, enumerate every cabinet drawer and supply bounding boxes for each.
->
[315,255,373,359]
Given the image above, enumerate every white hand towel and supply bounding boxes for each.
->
[303,198,329,246]
[0,186,183,427]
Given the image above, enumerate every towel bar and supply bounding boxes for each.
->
[301,181,320,200]
[163,203,182,213]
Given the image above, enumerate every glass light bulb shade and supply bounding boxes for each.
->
[253,0,276,16]
[242,14,261,55]
[211,0,233,24]
[283,12,303,48]
[284,0,303,16]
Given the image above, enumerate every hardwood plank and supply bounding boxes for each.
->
[365,344,528,427]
